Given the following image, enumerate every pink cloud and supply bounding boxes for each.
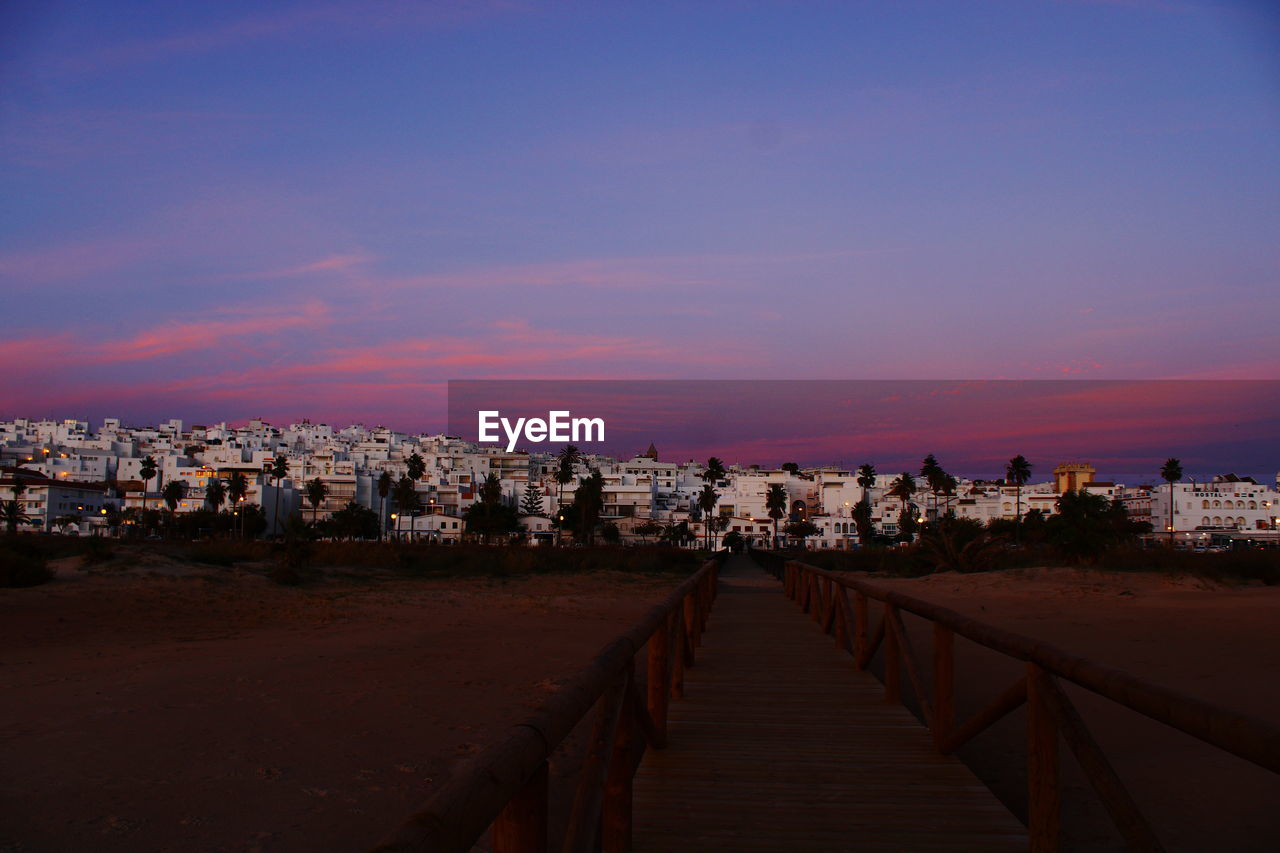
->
[390,257,720,292]
[58,2,536,74]
[0,237,155,284]
[232,252,374,280]
[93,302,331,363]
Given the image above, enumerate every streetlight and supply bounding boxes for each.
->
[390,513,398,542]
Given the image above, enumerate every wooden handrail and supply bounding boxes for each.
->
[371,558,721,853]
[775,556,1280,853]
[781,559,1280,774]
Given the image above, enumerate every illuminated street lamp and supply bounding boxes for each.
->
[390,513,398,542]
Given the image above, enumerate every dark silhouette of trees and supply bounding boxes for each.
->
[227,471,249,538]
[392,476,421,540]
[784,519,819,549]
[572,469,605,545]
[377,470,392,541]
[1006,455,1032,540]
[139,456,158,513]
[306,477,329,525]
[268,455,289,537]
[1161,457,1183,544]
[205,478,226,515]
[765,483,787,549]
[697,483,719,550]
[520,483,546,516]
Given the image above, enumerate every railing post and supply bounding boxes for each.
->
[1027,664,1061,853]
[833,586,851,654]
[682,593,697,664]
[492,760,548,853]
[646,616,670,747]
[811,574,823,624]
[883,603,901,704]
[853,591,869,671]
[603,667,638,853]
[699,571,712,635]
[670,612,686,699]
[933,624,954,753]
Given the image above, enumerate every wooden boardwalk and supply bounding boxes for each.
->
[631,555,1027,852]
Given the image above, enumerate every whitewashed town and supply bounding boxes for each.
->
[2,416,1279,549]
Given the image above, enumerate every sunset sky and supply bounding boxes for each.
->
[2,1,1278,472]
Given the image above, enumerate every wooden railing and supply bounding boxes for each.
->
[370,558,721,853]
[777,557,1280,853]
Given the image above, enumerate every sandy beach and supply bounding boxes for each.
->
[4,556,1279,852]
[873,566,1280,852]
[1,556,683,852]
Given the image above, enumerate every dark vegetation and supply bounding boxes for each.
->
[0,539,54,587]
[758,488,1278,584]
[0,533,705,587]
[768,502,1279,585]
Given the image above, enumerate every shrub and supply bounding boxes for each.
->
[182,540,269,566]
[307,542,703,578]
[82,537,115,564]
[0,543,54,587]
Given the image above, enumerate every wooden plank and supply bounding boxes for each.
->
[492,761,548,853]
[1027,663,1061,853]
[632,556,1026,852]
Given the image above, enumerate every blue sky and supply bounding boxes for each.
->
[2,1,1278,437]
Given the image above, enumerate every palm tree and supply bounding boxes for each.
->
[856,464,876,503]
[161,480,186,514]
[377,470,393,541]
[854,463,877,543]
[937,473,958,517]
[227,471,249,538]
[139,456,158,513]
[1160,457,1183,544]
[2,499,31,536]
[887,472,916,536]
[555,445,581,503]
[162,480,187,535]
[406,452,427,483]
[765,483,787,550]
[268,455,289,538]
[1005,455,1032,540]
[703,457,727,486]
[205,478,227,515]
[920,454,942,521]
[306,477,329,526]
[392,476,422,541]
[697,483,719,550]
[554,445,581,542]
